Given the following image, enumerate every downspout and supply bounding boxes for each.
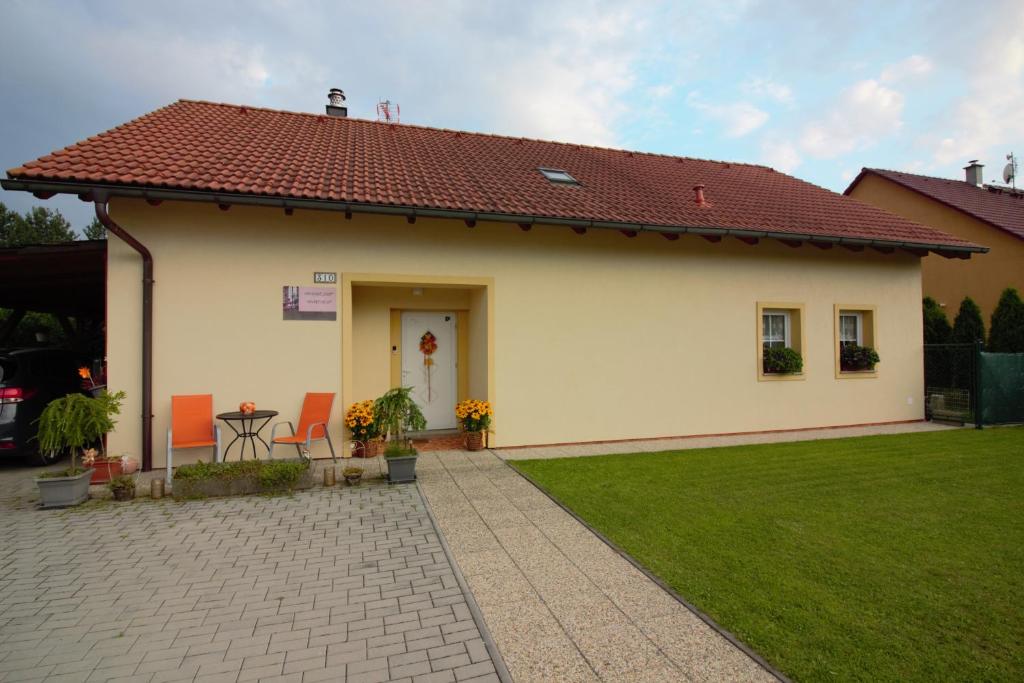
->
[95,201,154,472]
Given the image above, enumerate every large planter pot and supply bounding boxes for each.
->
[465,431,484,451]
[386,455,418,484]
[89,459,123,484]
[36,469,94,509]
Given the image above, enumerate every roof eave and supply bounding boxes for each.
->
[0,177,988,256]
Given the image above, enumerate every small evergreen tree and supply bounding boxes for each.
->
[951,297,985,344]
[82,217,106,240]
[988,288,1024,352]
[923,296,951,344]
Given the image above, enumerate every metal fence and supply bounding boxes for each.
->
[924,342,1024,426]
[924,343,977,424]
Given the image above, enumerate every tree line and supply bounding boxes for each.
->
[924,288,1024,353]
[0,202,105,246]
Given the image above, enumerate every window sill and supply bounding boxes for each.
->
[758,371,806,382]
[837,369,878,379]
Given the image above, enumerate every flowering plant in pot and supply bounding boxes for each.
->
[762,347,803,375]
[34,390,126,508]
[345,400,382,457]
[840,344,881,372]
[373,387,426,483]
[455,399,493,451]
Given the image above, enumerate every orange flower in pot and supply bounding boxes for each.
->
[239,401,256,415]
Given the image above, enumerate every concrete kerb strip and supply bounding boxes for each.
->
[505,451,792,683]
[415,481,514,683]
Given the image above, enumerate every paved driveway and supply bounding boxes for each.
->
[0,463,503,683]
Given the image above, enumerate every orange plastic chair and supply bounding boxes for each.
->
[269,392,336,462]
[166,394,221,485]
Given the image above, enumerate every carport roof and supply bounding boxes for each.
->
[0,240,105,317]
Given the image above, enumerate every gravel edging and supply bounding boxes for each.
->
[508,455,791,683]
[415,482,513,683]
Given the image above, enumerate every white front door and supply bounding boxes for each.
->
[401,311,457,430]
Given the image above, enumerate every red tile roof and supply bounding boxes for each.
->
[6,100,980,252]
[846,168,1024,241]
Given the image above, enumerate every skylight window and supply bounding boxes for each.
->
[539,168,579,184]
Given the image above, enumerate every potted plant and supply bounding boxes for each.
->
[108,474,136,501]
[763,347,803,375]
[455,399,493,451]
[342,466,364,486]
[34,390,126,508]
[840,344,880,372]
[373,387,426,484]
[78,365,107,398]
[345,400,382,457]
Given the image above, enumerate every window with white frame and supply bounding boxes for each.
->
[762,310,790,350]
[839,311,862,348]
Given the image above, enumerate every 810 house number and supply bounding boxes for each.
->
[313,272,337,284]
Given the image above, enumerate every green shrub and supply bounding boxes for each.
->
[35,390,125,473]
[108,475,135,494]
[923,296,952,344]
[841,345,880,371]
[763,347,803,374]
[951,296,986,344]
[173,458,308,490]
[988,287,1024,352]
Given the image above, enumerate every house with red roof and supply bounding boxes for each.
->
[2,95,985,473]
[846,162,1023,320]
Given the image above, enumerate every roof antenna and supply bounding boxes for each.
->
[376,99,400,124]
[1003,152,1018,190]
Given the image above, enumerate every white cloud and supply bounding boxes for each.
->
[799,79,904,158]
[880,55,933,83]
[740,77,794,104]
[687,92,769,138]
[925,10,1024,166]
[760,138,801,173]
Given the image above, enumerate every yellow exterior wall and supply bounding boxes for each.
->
[848,173,1024,320]
[106,198,925,466]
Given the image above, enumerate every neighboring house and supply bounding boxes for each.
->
[845,162,1024,320]
[2,98,984,472]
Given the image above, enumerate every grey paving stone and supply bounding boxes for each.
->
[0,473,502,683]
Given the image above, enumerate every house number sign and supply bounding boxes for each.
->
[313,272,337,284]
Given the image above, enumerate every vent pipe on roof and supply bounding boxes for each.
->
[964,160,984,186]
[326,88,347,117]
[694,184,712,207]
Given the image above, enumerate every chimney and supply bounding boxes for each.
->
[326,88,347,117]
[964,160,984,186]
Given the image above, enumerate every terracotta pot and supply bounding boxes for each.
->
[465,431,484,451]
[89,459,123,484]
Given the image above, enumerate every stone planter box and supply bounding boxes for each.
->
[172,460,315,500]
[386,455,418,484]
[36,468,94,508]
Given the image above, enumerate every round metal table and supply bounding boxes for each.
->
[216,410,278,460]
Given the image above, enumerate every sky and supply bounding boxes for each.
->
[1,0,1023,233]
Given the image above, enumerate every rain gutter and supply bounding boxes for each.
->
[0,178,988,256]
[93,199,154,472]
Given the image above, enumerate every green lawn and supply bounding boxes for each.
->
[511,428,1024,682]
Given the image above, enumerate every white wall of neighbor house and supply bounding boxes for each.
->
[106,198,924,468]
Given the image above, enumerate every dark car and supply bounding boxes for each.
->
[0,348,87,464]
